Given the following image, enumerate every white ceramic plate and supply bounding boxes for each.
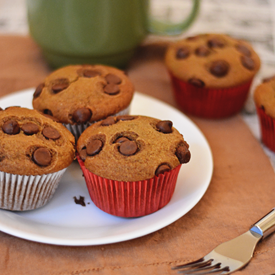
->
[0,88,213,246]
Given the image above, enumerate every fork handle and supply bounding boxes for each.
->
[250,208,275,239]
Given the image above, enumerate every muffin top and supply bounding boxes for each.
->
[32,64,135,124]
[77,115,191,181]
[0,106,75,175]
[254,75,275,118]
[165,33,261,88]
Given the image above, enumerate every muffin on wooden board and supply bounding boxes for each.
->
[165,33,261,118]
[0,106,75,211]
[32,64,135,139]
[76,115,191,217]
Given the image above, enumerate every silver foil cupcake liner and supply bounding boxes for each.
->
[64,106,130,140]
[0,168,67,211]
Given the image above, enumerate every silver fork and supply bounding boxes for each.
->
[172,208,275,274]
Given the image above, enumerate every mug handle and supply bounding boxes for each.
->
[148,0,200,35]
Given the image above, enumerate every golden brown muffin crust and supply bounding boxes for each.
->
[254,76,275,118]
[77,115,191,181]
[32,64,135,124]
[0,107,75,175]
[165,33,261,88]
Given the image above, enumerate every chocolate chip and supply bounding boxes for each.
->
[195,46,211,57]
[33,147,52,166]
[207,37,225,48]
[156,120,173,134]
[0,155,5,162]
[176,146,191,163]
[119,140,138,156]
[0,108,3,111]
[82,69,101,78]
[155,164,171,176]
[235,44,251,56]
[43,109,53,116]
[176,47,190,59]
[72,108,92,123]
[79,147,87,161]
[241,56,255,70]
[86,139,103,156]
[210,60,229,77]
[105,74,122,84]
[33,83,44,98]
[2,120,20,135]
[42,126,61,140]
[104,84,120,95]
[74,196,86,206]
[101,116,116,126]
[115,137,130,143]
[21,123,39,135]
[188,78,205,88]
[117,115,135,121]
[51,78,69,94]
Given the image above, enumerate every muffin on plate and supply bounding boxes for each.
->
[32,64,135,139]
[165,33,261,119]
[0,106,75,211]
[254,75,275,152]
[76,115,191,217]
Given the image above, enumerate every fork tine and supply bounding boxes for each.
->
[178,266,230,275]
[179,262,221,274]
[172,258,211,270]
[205,266,230,274]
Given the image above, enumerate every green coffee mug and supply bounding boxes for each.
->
[26,0,200,68]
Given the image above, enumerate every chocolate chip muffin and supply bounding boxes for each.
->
[254,75,275,152]
[0,106,75,211]
[76,115,191,217]
[32,64,135,139]
[165,33,261,118]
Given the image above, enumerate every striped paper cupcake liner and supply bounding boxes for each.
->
[256,106,275,152]
[77,156,181,218]
[0,168,66,211]
[169,72,252,119]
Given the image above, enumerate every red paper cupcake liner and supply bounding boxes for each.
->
[256,107,275,152]
[77,156,181,217]
[169,72,252,119]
